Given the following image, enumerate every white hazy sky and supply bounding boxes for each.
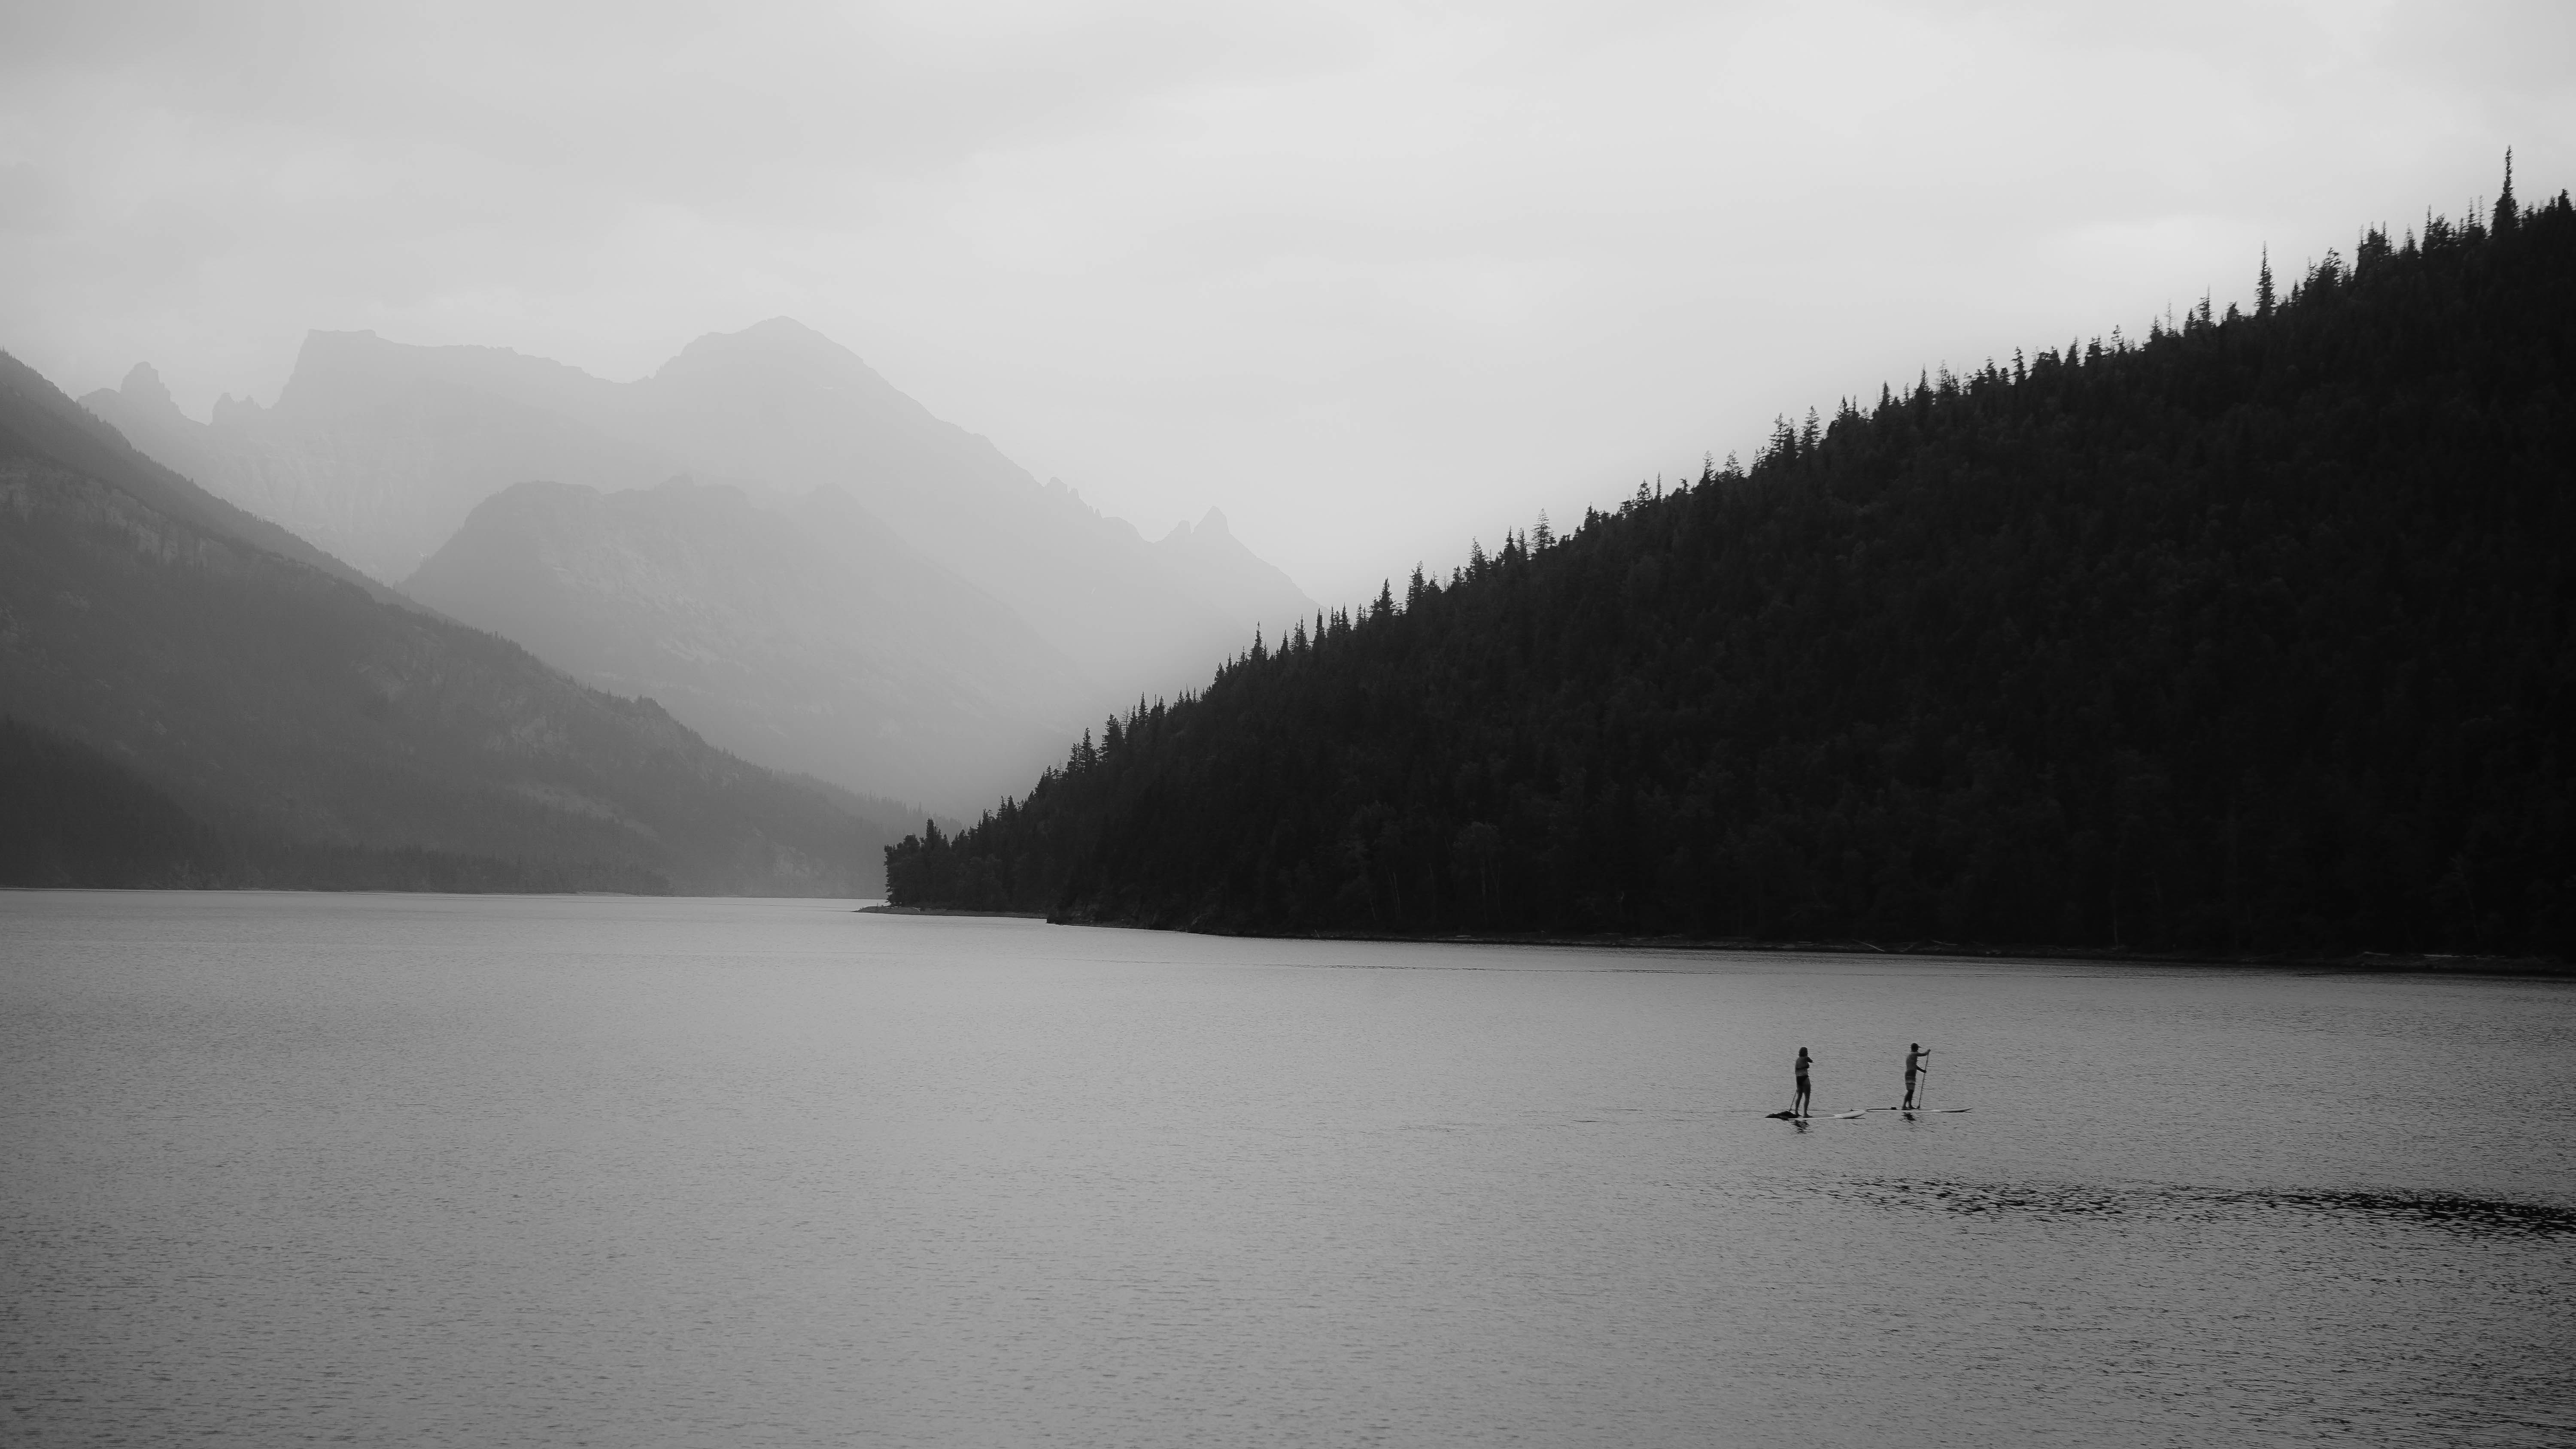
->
[5,0,2570,604]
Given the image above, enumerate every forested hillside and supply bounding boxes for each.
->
[887,173,2575,958]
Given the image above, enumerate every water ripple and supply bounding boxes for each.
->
[1835,1176,2576,1238]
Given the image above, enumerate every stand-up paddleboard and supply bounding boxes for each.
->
[1870,1105,1973,1113]
[1833,1109,1867,1118]
[1764,1109,1868,1119]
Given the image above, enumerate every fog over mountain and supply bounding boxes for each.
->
[85,319,1318,809]
[406,476,1094,813]
[0,349,901,895]
[85,339,661,584]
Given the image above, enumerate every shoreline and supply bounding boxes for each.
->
[1033,915,2573,978]
[859,904,1050,919]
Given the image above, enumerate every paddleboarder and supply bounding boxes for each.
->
[1902,1043,1930,1109]
[1792,1047,1814,1118]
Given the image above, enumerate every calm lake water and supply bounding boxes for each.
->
[3,890,2571,1447]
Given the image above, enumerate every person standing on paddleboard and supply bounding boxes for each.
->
[1902,1043,1930,1109]
[1792,1048,1814,1118]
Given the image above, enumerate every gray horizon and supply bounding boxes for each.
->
[5,0,2572,605]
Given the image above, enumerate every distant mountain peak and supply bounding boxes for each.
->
[663,316,871,372]
[1160,506,1231,543]
[741,316,829,342]
[271,328,612,423]
[117,362,177,414]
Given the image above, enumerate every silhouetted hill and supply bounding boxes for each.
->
[404,476,1095,808]
[887,176,2576,959]
[1,358,907,895]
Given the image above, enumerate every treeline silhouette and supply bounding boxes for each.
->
[888,166,2575,958]
[0,715,672,893]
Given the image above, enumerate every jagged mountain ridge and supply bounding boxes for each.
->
[86,320,1317,808]
[89,346,668,583]
[615,321,1315,689]
[2,352,394,601]
[84,320,1315,684]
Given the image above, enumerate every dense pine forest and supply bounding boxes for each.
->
[887,169,2575,958]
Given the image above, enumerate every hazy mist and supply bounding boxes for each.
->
[6,0,2572,603]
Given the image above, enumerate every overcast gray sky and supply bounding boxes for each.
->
[5,0,2570,603]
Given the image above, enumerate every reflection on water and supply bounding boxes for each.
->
[2,891,2570,1448]
[1838,1177,2576,1237]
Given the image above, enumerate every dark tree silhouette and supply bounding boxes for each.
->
[891,168,2576,959]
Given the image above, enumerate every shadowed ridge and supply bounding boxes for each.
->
[3,349,914,894]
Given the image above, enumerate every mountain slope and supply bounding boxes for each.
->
[85,321,1318,810]
[885,183,2576,959]
[1,358,903,895]
[3,353,396,602]
[404,476,1095,809]
[83,350,662,585]
[616,319,1317,689]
